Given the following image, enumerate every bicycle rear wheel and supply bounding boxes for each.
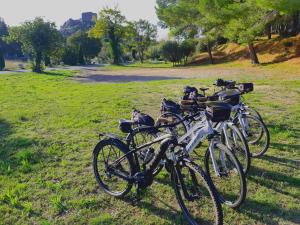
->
[93,138,134,197]
[171,159,223,225]
[237,114,270,157]
[204,143,246,209]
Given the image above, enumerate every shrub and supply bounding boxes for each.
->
[180,39,196,64]
[147,45,162,61]
[160,41,183,66]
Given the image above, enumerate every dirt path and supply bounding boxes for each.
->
[73,66,266,83]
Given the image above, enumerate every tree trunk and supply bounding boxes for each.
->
[207,42,214,64]
[291,11,299,36]
[266,24,272,39]
[34,51,43,73]
[248,43,259,64]
[139,50,144,63]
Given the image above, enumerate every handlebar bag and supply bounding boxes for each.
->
[239,83,254,93]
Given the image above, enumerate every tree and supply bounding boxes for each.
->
[8,17,63,72]
[90,8,126,64]
[131,20,157,63]
[156,0,201,39]
[161,41,183,66]
[257,0,300,36]
[67,31,101,64]
[156,0,217,64]
[0,18,8,67]
[199,0,267,64]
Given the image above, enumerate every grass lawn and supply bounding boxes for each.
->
[101,62,174,71]
[0,67,299,225]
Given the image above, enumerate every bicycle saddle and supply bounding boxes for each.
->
[200,88,209,92]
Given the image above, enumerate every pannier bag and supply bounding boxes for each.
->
[161,99,182,114]
[218,89,241,106]
[239,83,254,93]
[214,79,236,88]
[132,110,155,127]
[206,102,232,122]
[119,119,133,133]
[183,86,204,100]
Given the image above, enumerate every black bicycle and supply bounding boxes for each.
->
[93,119,223,225]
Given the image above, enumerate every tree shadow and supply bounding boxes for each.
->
[269,142,300,153]
[248,166,300,199]
[262,154,300,170]
[0,119,12,140]
[0,118,47,174]
[75,74,182,83]
[240,198,300,224]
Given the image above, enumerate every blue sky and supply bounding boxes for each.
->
[0,0,169,39]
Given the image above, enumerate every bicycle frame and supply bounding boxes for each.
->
[106,132,174,182]
[175,114,227,177]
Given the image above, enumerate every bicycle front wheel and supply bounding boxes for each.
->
[222,123,251,174]
[204,143,246,209]
[171,159,223,225]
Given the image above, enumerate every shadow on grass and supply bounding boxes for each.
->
[122,192,188,225]
[75,74,182,83]
[248,166,300,198]
[262,154,300,169]
[0,118,47,174]
[241,197,300,224]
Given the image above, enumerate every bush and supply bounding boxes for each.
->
[62,47,78,66]
[161,41,183,66]
[180,39,196,64]
[0,51,5,70]
[147,45,162,61]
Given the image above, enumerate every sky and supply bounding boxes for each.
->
[0,0,169,39]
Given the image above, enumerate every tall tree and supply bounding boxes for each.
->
[90,8,126,64]
[200,0,267,64]
[131,20,157,63]
[156,0,218,64]
[8,17,63,72]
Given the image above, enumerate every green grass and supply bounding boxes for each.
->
[0,69,299,225]
[101,62,174,71]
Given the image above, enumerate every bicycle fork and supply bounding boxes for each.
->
[209,139,227,177]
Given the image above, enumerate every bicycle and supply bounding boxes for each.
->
[184,80,270,157]
[93,115,223,224]
[138,101,247,209]
[160,98,251,174]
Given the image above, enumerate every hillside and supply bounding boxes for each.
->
[193,35,300,65]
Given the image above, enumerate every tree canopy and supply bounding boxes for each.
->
[8,17,63,72]
[90,8,126,64]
